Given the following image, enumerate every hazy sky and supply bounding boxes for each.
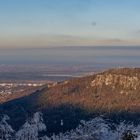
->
[1,0,140,48]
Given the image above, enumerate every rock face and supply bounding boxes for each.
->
[91,72,140,94]
[88,68,140,111]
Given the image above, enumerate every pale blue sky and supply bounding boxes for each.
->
[0,0,140,47]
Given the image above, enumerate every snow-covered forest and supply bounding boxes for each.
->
[0,112,140,140]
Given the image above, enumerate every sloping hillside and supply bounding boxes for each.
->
[36,68,140,112]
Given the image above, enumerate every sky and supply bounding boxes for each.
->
[0,0,140,48]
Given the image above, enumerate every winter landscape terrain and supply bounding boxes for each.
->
[1,0,140,139]
[0,68,140,140]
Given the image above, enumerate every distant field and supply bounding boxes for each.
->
[0,64,105,81]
